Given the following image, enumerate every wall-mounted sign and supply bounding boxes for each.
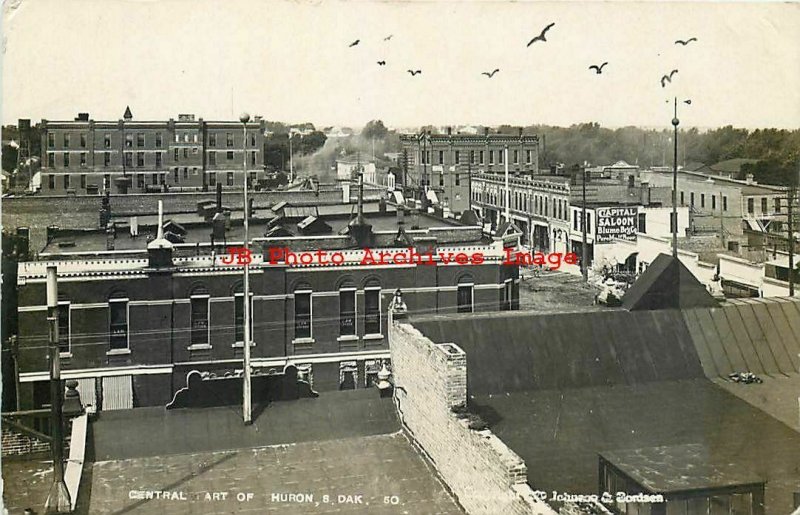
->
[596,207,638,244]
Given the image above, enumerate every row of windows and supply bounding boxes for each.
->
[53,284,479,353]
[473,189,569,221]
[47,132,258,149]
[680,191,730,211]
[419,149,534,166]
[47,149,260,168]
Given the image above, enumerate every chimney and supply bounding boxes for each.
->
[147,200,173,268]
[518,127,523,137]
[745,173,755,185]
[484,127,489,136]
[216,182,223,213]
[447,126,452,135]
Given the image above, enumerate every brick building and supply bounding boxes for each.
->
[13,200,520,412]
[39,110,268,195]
[400,129,540,215]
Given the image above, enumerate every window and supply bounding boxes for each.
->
[136,133,144,147]
[438,150,444,164]
[209,133,217,147]
[209,152,216,165]
[174,133,180,143]
[439,173,444,187]
[526,150,532,164]
[747,198,754,214]
[249,133,256,147]
[182,167,188,179]
[690,192,695,206]
[174,148,179,161]
[155,133,162,148]
[227,151,234,160]
[587,212,592,233]
[125,134,133,148]
[63,175,69,189]
[63,153,70,167]
[470,150,475,164]
[137,152,144,167]
[48,133,54,148]
[173,169,179,182]
[124,153,132,167]
[503,280,513,311]
[234,285,253,345]
[670,212,677,233]
[513,150,519,164]
[250,151,256,166]
[47,153,54,167]
[249,172,256,185]
[339,361,358,390]
[364,287,381,335]
[209,173,216,187]
[183,133,189,143]
[489,150,494,165]
[80,152,87,166]
[226,132,234,148]
[137,174,145,188]
[294,290,312,339]
[80,133,86,148]
[48,174,55,189]
[701,193,705,208]
[761,197,767,213]
[63,134,70,147]
[80,174,86,189]
[457,282,474,313]
[680,191,684,205]
[723,196,728,211]
[339,288,356,336]
[227,172,234,186]
[775,198,781,213]
[454,150,460,164]
[183,148,188,159]
[104,152,110,166]
[638,213,646,233]
[712,195,716,210]
[155,152,162,167]
[104,134,111,148]
[109,295,129,350]
[57,300,70,354]
[455,174,460,186]
[479,150,484,164]
[190,287,210,347]
[151,173,157,185]
[193,134,198,143]
[499,149,504,164]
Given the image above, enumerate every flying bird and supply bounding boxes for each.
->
[377,61,386,66]
[482,69,500,78]
[674,37,698,46]
[407,69,422,76]
[683,99,692,105]
[589,62,608,74]
[384,35,393,41]
[349,39,360,47]
[660,69,678,88]
[527,22,555,47]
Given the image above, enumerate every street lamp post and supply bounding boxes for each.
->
[240,113,252,425]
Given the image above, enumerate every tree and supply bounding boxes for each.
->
[362,120,389,141]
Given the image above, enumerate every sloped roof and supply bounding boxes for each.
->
[123,106,133,120]
[710,158,758,174]
[622,253,718,311]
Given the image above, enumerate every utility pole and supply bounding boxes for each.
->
[288,131,294,185]
[504,146,510,223]
[671,97,679,258]
[581,166,588,281]
[44,266,70,514]
[719,190,725,250]
[790,183,795,297]
[240,113,252,425]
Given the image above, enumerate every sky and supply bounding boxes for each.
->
[2,0,799,131]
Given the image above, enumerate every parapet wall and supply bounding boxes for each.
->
[388,318,556,515]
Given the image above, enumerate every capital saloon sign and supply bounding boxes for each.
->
[595,207,638,244]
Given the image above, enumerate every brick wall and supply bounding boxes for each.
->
[2,426,50,456]
[388,318,556,515]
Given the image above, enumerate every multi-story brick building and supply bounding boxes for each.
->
[13,200,520,412]
[39,109,268,195]
[400,128,540,215]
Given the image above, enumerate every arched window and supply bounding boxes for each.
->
[190,285,210,347]
[338,280,356,337]
[108,290,129,351]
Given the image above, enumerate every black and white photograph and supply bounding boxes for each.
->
[1,0,800,513]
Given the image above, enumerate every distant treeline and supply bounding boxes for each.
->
[503,123,800,186]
